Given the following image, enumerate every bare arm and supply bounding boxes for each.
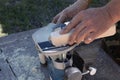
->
[105,0,120,23]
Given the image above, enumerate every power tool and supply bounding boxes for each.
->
[32,22,116,80]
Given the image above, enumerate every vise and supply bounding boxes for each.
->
[32,22,116,80]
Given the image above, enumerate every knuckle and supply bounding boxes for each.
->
[86,20,95,27]
[62,10,68,15]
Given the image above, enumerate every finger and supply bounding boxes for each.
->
[84,31,100,44]
[68,22,86,45]
[56,14,66,24]
[61,12,83,34]
[76,27,94,44]
[52,14,60,23]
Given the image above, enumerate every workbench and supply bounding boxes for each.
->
[0,29,120,80]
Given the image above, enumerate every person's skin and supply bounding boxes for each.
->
[52,0,120,45]
[52,0,92,24]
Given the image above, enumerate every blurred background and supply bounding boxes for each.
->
[0,0,109,35]
[0,0,119,64]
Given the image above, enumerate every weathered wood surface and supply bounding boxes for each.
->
[0,29,49,80]
[0,58,17,80]
[0,29,120,80]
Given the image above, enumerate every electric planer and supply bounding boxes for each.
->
[32,22,116,80]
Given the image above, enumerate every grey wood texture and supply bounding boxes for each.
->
[0,58,17,80]
[0,29,49,80]
[0,29,120,80]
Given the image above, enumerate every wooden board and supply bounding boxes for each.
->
[0,29,49,80]
[0,58,17,80]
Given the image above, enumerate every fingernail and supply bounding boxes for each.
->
[87,37,92,41]
[84,37,92,44]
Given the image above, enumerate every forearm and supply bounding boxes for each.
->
[105,0,120,23]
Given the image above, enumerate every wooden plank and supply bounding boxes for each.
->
[0,29,49,80]
[0,58,17,80]
[7,54,47,80]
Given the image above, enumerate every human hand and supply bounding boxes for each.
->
[61,7,116,45]
[52,0,89,24]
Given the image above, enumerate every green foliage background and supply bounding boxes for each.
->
[0,0,109,34]
[0,0,74,34]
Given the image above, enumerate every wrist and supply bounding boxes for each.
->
[104,0,120,23]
